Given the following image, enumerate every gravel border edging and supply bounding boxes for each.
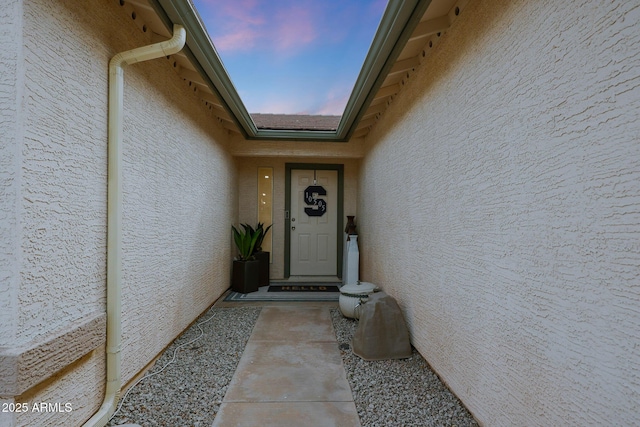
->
[105,306,478,426]
[330,309,479,427]
[107,306,261,427]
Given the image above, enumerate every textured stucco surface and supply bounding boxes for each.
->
[236,157,359,279]
[227,133,367,158]
[359,0,640,425]
[0,312,105,396]
[0,0,22,350]
[118,54,236,387]
[15,349,105,427]
[19,0,110,348]
[2,0,236,425]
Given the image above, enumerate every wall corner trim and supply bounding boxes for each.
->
[0,312,106,397]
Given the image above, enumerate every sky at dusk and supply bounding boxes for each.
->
[192,0,388,116]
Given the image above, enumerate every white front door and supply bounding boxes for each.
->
[290,169,338,276]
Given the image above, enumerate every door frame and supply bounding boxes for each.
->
[284,163,344,279]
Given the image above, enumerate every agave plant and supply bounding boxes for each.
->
[231,224,263,261]
[253,222,273,253]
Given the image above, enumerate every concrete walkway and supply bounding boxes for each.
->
[212,306,361,426]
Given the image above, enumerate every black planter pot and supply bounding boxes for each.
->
[254,251,270,287]
[232,259,259,294]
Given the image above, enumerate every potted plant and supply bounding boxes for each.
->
[252,222,272,287]
[231,224,262,293]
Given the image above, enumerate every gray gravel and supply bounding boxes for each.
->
[107,306,477,426]
[331,308,479,427]
[107,306,261,427]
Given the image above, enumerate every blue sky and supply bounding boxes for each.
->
[192,0,388,115]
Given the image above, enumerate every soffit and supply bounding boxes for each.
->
[123,0,468,141]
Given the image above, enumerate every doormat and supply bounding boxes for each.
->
[223,282,341,302]
[269,285,339,292]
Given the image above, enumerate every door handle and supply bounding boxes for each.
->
[292,226,296,231]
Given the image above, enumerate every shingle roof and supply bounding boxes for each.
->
[251,114,342,131]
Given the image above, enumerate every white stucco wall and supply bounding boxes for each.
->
[0,2,23,426]
[118,60,236,385]
[360,0,640,425]
[226,133,367,158]
[0,0,22,349]
[18,0,110,348]
[1,0,236,425]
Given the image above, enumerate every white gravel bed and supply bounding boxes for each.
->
[331,309,479,427]
[107,306,261,427]
[106,305,477,427]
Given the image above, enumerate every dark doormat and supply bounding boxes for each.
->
[269,285,340,292]
[223,282,341,302]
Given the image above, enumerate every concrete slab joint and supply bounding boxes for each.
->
[0,312,106,397]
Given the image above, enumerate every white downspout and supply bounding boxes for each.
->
[83,24,186,427]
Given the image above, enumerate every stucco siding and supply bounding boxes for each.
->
[227,134,366,158]
[15,352,104,427]
[1,4,23,426]
[2,0,236,425]
[360,0,640,425]
[19,0,110,347]
[118,58,236,385]
[0,0,22,349]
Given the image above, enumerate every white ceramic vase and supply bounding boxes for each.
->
[339,281,377,319]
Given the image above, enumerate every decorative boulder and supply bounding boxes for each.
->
[352,292,412,360]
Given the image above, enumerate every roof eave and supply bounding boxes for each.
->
[148,0,432,142]
[338,0,433,141]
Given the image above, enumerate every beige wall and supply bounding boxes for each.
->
[359,0,640,425]
[0,0,236,425]
[236,157,359,279]
[226,133,367,158]
[0,0,22,351]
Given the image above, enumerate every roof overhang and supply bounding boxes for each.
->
[147,0,434,141]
